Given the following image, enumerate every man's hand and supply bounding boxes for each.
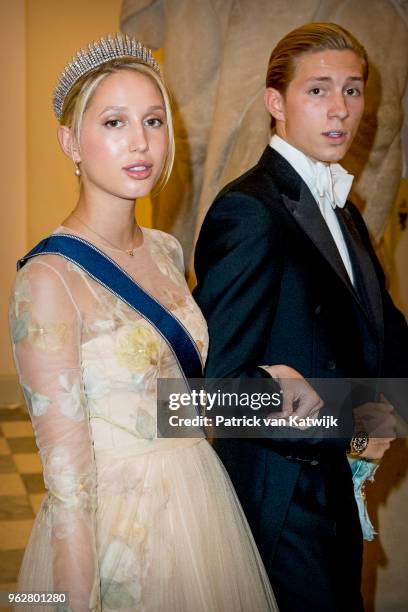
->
[352,400,397,460]
[260,364,323,426]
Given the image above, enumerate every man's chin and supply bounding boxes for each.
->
[317,148,349,164]
[299,145,348,164]
[294,142,349,164]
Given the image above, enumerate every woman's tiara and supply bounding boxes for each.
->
[53,33,160,120]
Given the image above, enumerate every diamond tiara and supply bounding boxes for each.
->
[53,33,160,120]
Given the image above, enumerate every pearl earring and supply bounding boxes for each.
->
[74,163,81,177]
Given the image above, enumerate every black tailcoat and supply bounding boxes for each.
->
[194,147,408,612]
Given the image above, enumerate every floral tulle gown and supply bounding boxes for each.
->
[9,226,278,612]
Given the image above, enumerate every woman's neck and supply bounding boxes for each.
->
[62,191,142,250]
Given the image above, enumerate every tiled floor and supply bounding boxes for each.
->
[0,403,45,602]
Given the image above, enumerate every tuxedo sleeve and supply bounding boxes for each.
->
[194,192,284,379]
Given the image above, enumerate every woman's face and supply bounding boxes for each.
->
[75,69,168,202]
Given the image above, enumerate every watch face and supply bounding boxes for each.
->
[352,431,369,453]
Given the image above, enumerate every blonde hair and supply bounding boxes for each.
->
[266,23,368,127]
[60,57,175,192]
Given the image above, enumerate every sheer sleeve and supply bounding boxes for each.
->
[9,259,100,611]
[168,235,185,275]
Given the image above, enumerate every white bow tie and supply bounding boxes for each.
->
[314,162,354,209]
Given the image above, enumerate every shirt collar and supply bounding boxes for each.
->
[269,134,353,208]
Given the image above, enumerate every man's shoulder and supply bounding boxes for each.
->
[206,156,285,226]
[216,155,280,206]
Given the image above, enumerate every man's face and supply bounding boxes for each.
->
[266,49,365,163]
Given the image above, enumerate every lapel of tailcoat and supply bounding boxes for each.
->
[335,205,384,342]
[258,146,383,338]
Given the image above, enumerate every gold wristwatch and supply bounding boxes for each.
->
[349,431,369,456]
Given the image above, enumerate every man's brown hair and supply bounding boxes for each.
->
[266,22,368,126]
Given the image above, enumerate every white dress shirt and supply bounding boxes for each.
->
[270,134,355,286]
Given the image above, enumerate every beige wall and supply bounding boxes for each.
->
[385,179,408,317]
[26,0,151,249]
[0,0,151,399]
[0,0,26,393]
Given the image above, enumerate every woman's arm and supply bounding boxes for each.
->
[10,260,100,611]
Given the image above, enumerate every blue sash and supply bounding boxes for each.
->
[17,234,203,381]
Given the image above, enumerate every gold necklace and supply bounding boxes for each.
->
[71,213,140,256]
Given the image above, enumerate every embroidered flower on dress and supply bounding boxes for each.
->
[28,321,69,351]
[42,445,97,538]
[100,542,141,606]
[57,372,86,421]
[82,365,111,416]
[100,576,138,609]
[111,506,147,545]
[134,408,156,439]
[22,384,51,417]
[116,325,159,372]
[11,311,31,343]
[12,271,31,317]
